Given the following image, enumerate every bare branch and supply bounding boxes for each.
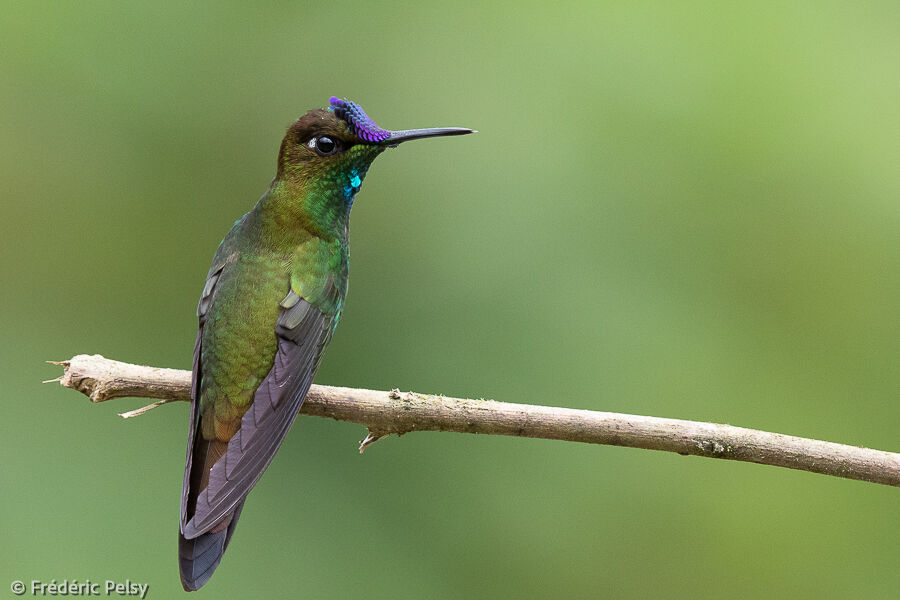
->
[50,354,900,487]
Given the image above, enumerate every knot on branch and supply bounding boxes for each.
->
[694,438,733,456]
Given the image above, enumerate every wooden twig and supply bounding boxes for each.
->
[49,354,900,487]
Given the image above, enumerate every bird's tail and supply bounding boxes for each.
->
[178,501,245,591]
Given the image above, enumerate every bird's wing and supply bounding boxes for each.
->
[180,262,224,534]
[181,282,335,539]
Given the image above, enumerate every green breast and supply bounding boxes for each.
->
[198,235,348,443]
[199,251,288,442]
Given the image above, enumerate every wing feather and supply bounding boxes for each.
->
[180,264,225,532]
[182,286,335,539]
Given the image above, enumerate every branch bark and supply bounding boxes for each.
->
[50,354,900,487]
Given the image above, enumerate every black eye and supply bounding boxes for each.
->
[310,136,338,156]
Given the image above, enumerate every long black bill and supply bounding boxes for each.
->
[380,127,476,147]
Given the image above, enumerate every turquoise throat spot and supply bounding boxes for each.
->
[344,169,362,206]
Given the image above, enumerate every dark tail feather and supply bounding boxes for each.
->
[178,501,245,591]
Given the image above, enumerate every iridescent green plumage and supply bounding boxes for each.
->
[197,142,383,443]
[177,100,473,591]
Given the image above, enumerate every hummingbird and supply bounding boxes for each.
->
[178,97,474,590]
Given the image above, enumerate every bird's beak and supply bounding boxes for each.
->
[380,127,476,147]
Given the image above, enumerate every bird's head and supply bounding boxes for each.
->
[276,97,474,206]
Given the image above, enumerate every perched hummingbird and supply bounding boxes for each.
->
[178,97,473,590]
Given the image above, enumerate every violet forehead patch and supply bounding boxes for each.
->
[329,97,391,143]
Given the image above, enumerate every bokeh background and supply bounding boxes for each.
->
[2,2,898,598]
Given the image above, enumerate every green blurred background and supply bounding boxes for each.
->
[2,1,898,598]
